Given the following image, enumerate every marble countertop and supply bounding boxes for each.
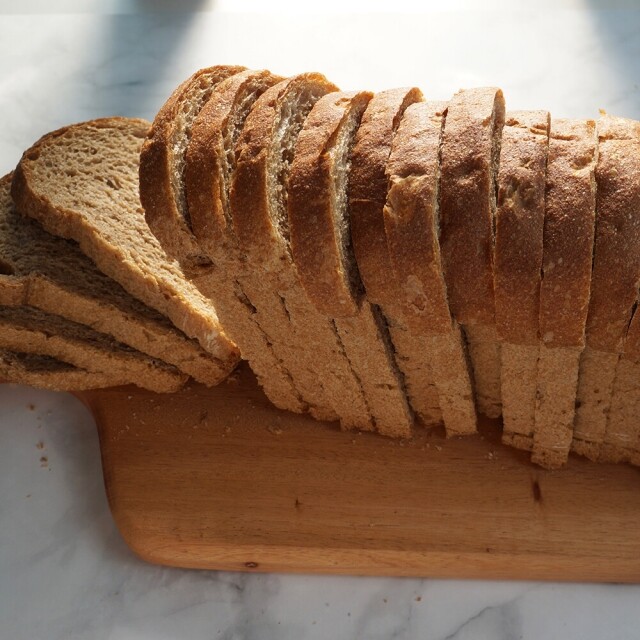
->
[1,2,640,638]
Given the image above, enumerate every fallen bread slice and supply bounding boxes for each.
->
[348,88,441,428]
[439,88,506,420]
[572,115,640,463]
[288,89,415,435]
[532,118,597,469]
[11,117,239,373]
[142,68,308,416]
[0,174,230,386]
[0,306,186,393]
[494,111,550,450]
[232,75,379,430]
[140,64,245,275]
[383,100,477,436]
[0,350,124,391]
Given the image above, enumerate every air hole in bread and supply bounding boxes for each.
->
[0,259,15,275]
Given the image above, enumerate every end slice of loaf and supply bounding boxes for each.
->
[347,88,442,428]
[439,88,506,420]
[0,350,123,391]
[384,101,477,436]
[532,118,597,469]
[494,111,550,450]
[0,174,229,386]
[11,118,239,373]
[144,69,304,415]
[0,306,186,393]
[140,65,245,274]
[231,75,380,429]
[288,89,415,435]
[573,115,640,462]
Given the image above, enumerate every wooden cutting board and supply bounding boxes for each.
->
[75,363,640,583]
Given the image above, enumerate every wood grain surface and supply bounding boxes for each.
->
[75,364,640,582]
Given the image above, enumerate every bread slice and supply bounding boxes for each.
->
[347,88,441,428]
[494,111,550,450]
[11,118,239,374]
[288,90,414,436]
[439,88,506,420]
[0,351,122,391]
[383,101,477,436]
[531,118,597,469]
[231,75,382,430]
[141,69,307,415]
[0,306,186,392]
[572,115,640,462]
[0,174,231,386]
[140,65,245,275]
[185,69,337,420]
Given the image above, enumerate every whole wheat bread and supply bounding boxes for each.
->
[142,69,306,414]
[348,88,442,427]
[0,174,229,385]
[140,65,245,275]
[439,88,506,419]
[288,89,414,435]
[532,118,597,469]
[573,115,640,462]
[0,350,124,391]
[11,118,239,373]
[0,306,186,392]
[494,111,550,450]
[231,75,383,429]
[383,101,477,435]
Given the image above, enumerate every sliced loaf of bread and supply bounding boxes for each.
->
[494,111,550,451]
[0,174,230,385]
[383,101,477,436]
[288,90,414,436]
[0,351,124,391]
[348,88,441,428]
[0,306,186,392]
[141,68,306,414]
[11,118,239,374]
[532,118,597,469]
[576,115,640,463]
[231,75,380,429]
[439,88,506,420]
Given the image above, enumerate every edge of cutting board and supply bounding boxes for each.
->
[74,364,640,582]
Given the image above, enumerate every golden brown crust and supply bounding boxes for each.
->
[494,111,550,345]
[140,65,245,276]
[186,70,282,261]
[439,88,505,326]
[348,88,423,307]
[384,100,451,335]
[231,73,339,262]
[539,119,597,348]
[586,115,640,354]
[288,90,373,317]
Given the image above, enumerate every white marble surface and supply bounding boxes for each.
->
[1,2,640,638]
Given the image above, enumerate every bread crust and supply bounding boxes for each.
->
[494,111,550,345]
[384,101,450,335]
[289,90,372,317]
[538,119,597,348]
[586,115,640,352]
[140,65,245,275]
[349,88,423,307]
[439,88,505,326]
